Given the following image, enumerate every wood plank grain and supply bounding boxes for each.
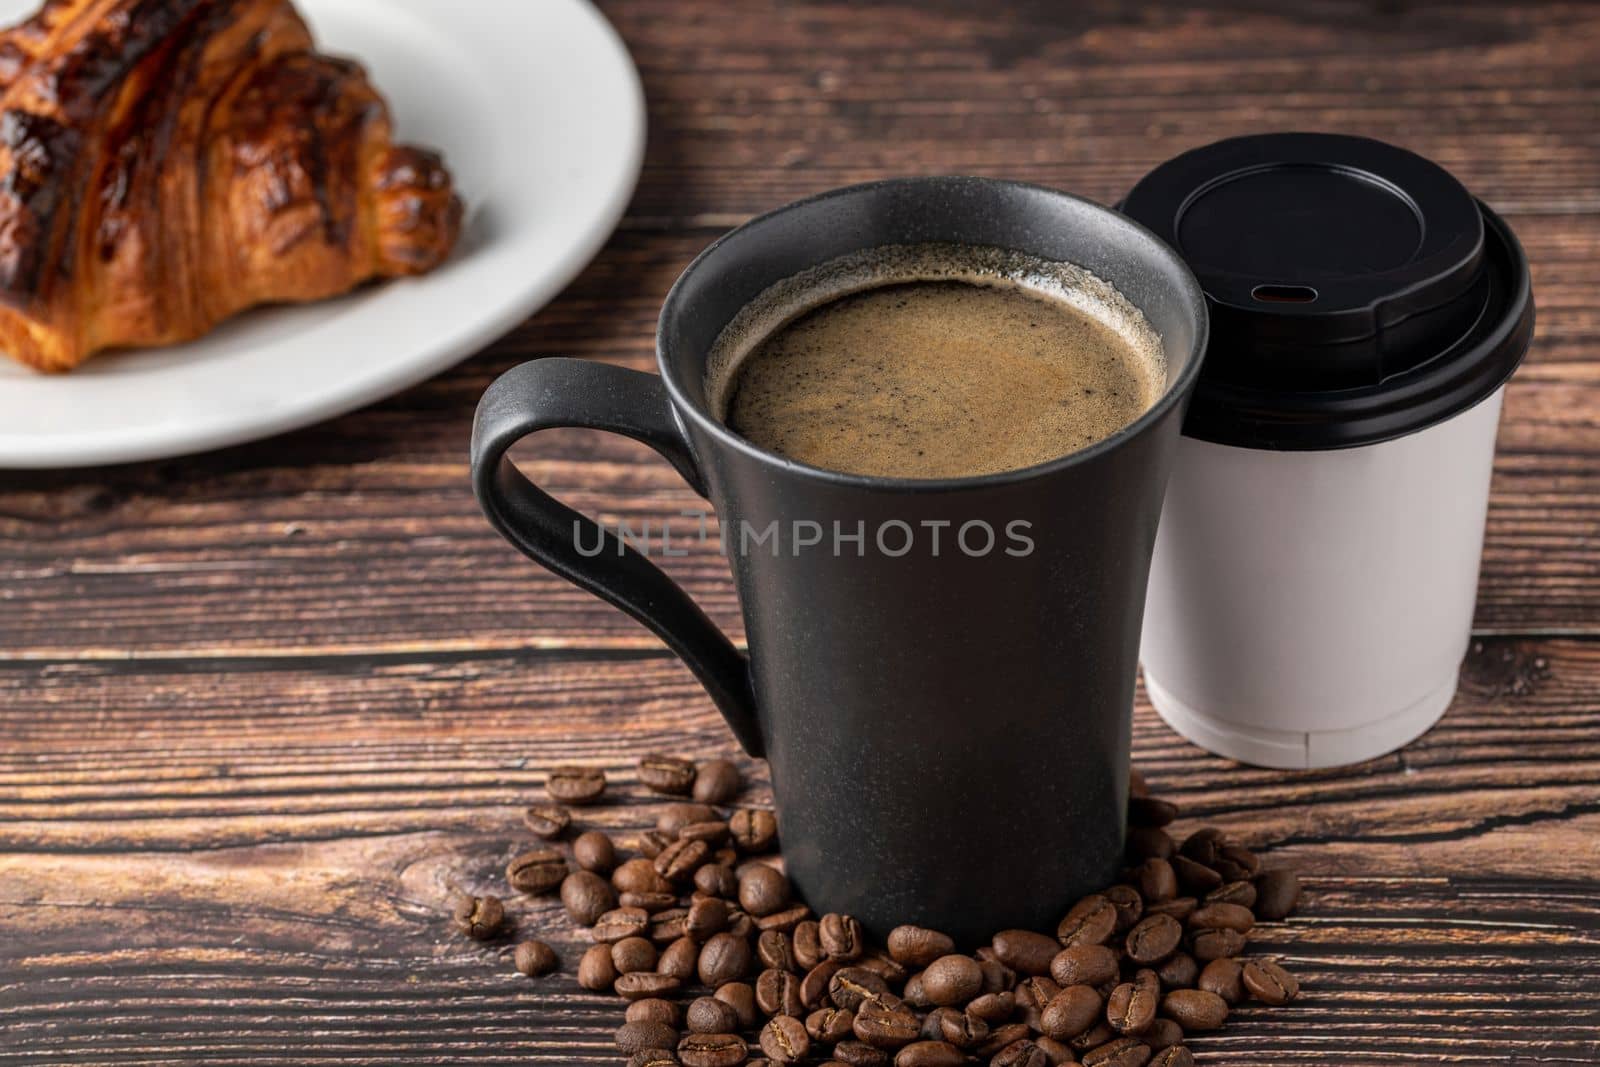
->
[1,214,1597,655]
[1,636,1596,1064]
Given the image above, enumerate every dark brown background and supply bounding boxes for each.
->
[3,1,1598,1064]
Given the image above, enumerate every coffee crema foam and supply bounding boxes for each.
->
[706,243,1167,480]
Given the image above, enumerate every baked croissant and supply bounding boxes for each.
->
[0,0,463,372]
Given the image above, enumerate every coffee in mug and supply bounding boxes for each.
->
[704,244,1166,479]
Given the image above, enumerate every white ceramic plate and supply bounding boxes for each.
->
[0,0,645,468]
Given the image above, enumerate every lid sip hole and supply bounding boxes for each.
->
[1251,284,1319,304]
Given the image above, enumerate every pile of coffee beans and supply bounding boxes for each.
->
[451,756,1302,1066]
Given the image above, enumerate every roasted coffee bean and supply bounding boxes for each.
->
[1125,826,1176,863]
[801,958,846,1009]
[853,997,921,1049]
[1196,957,1243,1004]
[758,930,797,973]
[821,913,865,960]
[886,925,955,967]
[1125,914,1183,964]
[1189,902,1254,934]
[756,904,811,934]
[1141,1018,1183,1052]
[921,954,983,1006]
[757,967,805,1017]
[1014,975,1061,1017]
[727,909,756,939]
[1135,859,1179,903]
[615,858,674,896]
[573,830,617,873]
[618,972,684,1000]
[760,1015,810,1063]
[1206,880,1257,908]
[1169,856,1222,895]
[1241,959,1299,1005]
[1081,1036,1152,1067]
[687,895,730,941]
[1253,869,1302,921]
[1057,895,1118,947]
[562,870,616,926]
[1148,1046,1193,1067]
[513,940,558,977]
[622,890,681,914]
[900,970,930,1007]
[452,894,504,941]
[657,839,711,883]
[834,1040,891,1066]
[716,982,760,1029]
[992,929,1061,976]
[522,803,571,839]
[506,849,567,895]
[640,754,698,796]
[660,936,701,982]
[893,1039,966,1067]
[1104,884,1144,932]
[1106,970,1159,1035]
[698,931,753,987]
[1069,1022,1115,1054]
[696,863,740,898]
[578,942,618,991]
[1189,927,1247,963]
[680,821,732,846]
[979,954,1017,994]
[677,1032,748,1067]
[650,907,691,944]
[967,991,1015,1023]
[594,906,651,944]
[859,949,909,985]
[1051,944,1120,988]
[546,765,606,805]
[660,803,721,833]
[730,809,779,853]
[639,830,676,859]
[618,1021,681,1054]
[629,998,683,1028]
[1178,828,1225,866]
[1034,1035,1075,1066]
[1160,988,1228,1031]
[793,921,824,968]
[739,864,791,917]
[1154,952,1197,990]
[928,1006,985,1047]
[1143,896,1197,923]
[1040,984,1102,1040]
[1128,795,1178,828]
[829,966,891,1011]
[627,1051,679,1067]
[1214,844,1260,882]
[992,1039,1048,1067]
[695,759,743,805]
[613,936,659,974]
[688,995,741,1034]
[808,1005,857,1043]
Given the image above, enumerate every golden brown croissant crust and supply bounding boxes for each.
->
[0,0,463,372]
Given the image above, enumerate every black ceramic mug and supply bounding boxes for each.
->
[471,177,1208,943]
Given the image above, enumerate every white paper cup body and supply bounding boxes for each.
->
[1140,388,1506,770]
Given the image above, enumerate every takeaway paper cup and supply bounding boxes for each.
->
[1122,134,1536,770]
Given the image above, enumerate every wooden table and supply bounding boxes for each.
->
[3,2,1598,1064]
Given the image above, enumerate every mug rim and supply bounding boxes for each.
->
[657,176,1211,493]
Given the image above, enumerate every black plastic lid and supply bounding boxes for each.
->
[1121,133,1535,450]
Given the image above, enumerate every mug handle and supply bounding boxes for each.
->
[470,358,763,756]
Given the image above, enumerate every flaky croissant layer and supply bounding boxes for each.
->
[0,0,464,372]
